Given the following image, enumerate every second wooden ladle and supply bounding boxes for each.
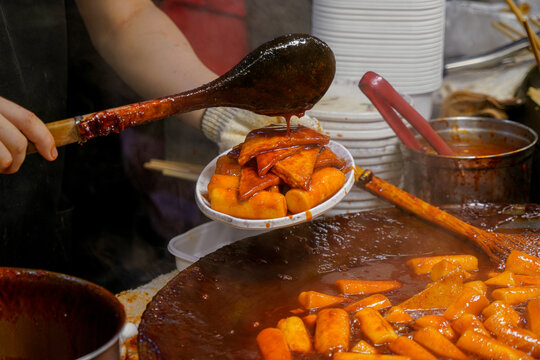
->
[27,33,335,153]
[356,72,538,265]
[355,166,538,266]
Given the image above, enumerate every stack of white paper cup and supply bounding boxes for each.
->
[309,0,445,213]
[308,80,404,214]
[312,0,445,116]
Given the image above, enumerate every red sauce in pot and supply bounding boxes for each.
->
[423,139,523,157]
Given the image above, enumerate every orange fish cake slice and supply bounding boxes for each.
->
[256,145,307,176]
[314,146,346,170]
[215,154,242,176]
[228,143,242,160]
[272,147,320,190]
[238,166,281,200]
[238,125,330,165]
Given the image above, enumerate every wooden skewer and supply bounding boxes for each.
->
[530,22,540,49]
[492,21,520,40]
[161,169,200,182]
[505,0,540,48]
[497,20,525,38]
[144,159,204,173]
[355,166,538,266]
[504,0,540,64]
[505,0,525,22]
[530,17,540,29]
[502,1,530,15]
[523,19,540,70]
[144,159,203,181]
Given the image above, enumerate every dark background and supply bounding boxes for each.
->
[61,0,313,293]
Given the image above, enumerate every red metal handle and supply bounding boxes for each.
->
[359,71,455,156]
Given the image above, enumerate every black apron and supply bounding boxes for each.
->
[0,0,70,271]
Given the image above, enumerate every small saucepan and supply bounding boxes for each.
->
[401,116,538,205]
[0,268,125,360]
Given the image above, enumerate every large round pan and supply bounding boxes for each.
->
[138,203,540,359]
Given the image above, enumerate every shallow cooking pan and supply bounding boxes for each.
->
[138,203,540,359]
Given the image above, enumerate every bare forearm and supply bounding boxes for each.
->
[75,0,217,128]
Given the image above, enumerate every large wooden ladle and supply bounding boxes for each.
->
[355,166,538,266]
[27,33,335,153]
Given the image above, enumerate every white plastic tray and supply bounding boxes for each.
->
[168,221,268,270]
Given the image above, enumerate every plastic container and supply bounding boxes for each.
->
[168,221,267,270]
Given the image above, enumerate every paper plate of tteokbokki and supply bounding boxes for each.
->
[195,124,356,229]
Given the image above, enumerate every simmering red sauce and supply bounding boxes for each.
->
[448,141,518,156]
[423,139,520,156]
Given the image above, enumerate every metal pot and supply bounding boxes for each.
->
[0,268,125,360]
[401,117,538,205]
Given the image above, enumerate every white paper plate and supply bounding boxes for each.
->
[313,13,444,24]
[337,137,400,148]
[314,0,442,11]
[333,50,441,58]
[322,127,397,140]
[320,119,389,131]
[313,27,444,36]
[333,69,442,82]
[312,6,444,18]
[353,153,402,165]
[332,48,443,60]
[326,37,443,46]
[307,82,414,122]
[312,13,444,24]
[307,100,381,122]
[368,168,403,179]
[312,21,444,35]
[313,0,443,10]
[355,161,403,173]
[195,140,356,230]
[347,145,400,158]
[317,118,390,131]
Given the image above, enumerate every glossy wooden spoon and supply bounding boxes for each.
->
[355,166,539,266]
[27,33,335,153]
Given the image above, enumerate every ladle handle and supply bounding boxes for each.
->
[359,72,455,156]
[356,167,496,257]
[26,91,209,154]
[26,118,79,154]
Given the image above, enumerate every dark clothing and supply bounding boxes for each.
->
[0,0,71,271]
[0,1,177,291]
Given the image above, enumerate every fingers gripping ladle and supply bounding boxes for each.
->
[27,34,336,153]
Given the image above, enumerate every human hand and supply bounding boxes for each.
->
[0,97,57,174]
